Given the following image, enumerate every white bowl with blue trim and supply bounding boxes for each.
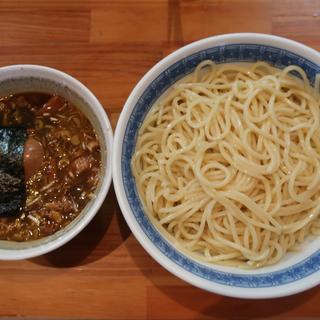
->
[113,33,320,299]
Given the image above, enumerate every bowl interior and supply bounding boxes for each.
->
[0,68,111,253]
[120,42,320,291]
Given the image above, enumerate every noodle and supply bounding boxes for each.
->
[131,61,320,268]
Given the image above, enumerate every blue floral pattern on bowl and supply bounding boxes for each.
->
[121,43,320,288]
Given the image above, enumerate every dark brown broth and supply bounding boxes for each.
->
[0,93,101,241]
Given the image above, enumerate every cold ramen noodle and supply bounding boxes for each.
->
[132,61,320,268]
[0,93,101,241]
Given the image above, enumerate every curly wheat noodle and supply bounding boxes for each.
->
[131,60,320,268]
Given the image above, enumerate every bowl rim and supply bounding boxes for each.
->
[113,33,320,299]
[0,64,113,260]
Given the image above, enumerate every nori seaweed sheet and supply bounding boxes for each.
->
[0,127,27,216]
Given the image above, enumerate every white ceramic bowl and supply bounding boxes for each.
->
[0,64,113,260]
[113,33,320,299]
